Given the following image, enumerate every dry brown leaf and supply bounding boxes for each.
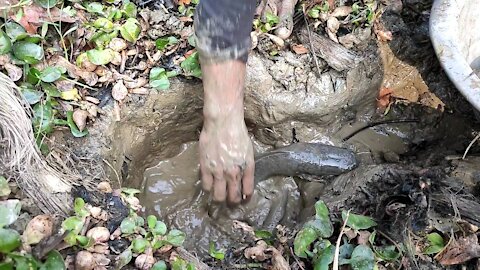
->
[374,22,393,42]
[177,0,191,5]
[4,63,22,81]
[184,49,196,59]
[97,182,112,193]
[291,44,309,54]
[50,55,98,86]
[377,87,394,109]
[244,241,268,261]
[124,77,148,89]
[13,5,76,34]
[130,88,150,95]
[436,234,480,265]
[73,110,89,132]
[112,80,128,101]
[270,247,290,270]
[357,231,371,245]
[330,6,353,17]
[108,38,128,52]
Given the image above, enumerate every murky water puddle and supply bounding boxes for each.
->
[139,141,301,255]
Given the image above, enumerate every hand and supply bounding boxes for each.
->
[198,60,255,205]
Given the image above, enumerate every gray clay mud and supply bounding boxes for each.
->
[139,141,302,256]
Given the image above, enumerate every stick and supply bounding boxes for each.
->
[333,210,349,270]
[175,247,211,270]
[462,132,480,160]
[302,4,322,80]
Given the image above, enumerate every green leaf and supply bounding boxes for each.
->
[342,211,377,230]
[165,229,186,247]
[151,261,167,270]
[5,22,27,41]
[120,217,136,234]
[152,221,167,236]
[86,49,115,65]
[155,36,178,50]
[32,102,55,135]
[265,11,279,25]
[11,253,40,270]
[73,197,89,217]
[304,201,333,238]
[121,188,141,197]
[209,242,225,260]
[0,261,14,270]
[76,235,94,248]
[92,31,118,49]
[35,0,58,8]
[348,245,375,270]
[122,2,137,18]
[374,245,400,261]
[0,176,10,197]
[66,111,88,137]
[39,250,64,270]
[42,83,61,98]
[171,257,194,270]
[254,230,273,239]
[424,233,445,255]
[0,228,21,253]
[119,18,140,43]
[62,216,84,234]
[39,67,63,83]
[147,215,157,229]
[150,78,170,90]
[339,243,354,265]
[26,68,41,84]
[0,199,21,227]
[132,238,149,253]
[13,42,44,64]
[149,67,170,90]
[115,248,132,269]
[308,7,320,18]
[93,18,114,32]
[181,51,202,78]
[86,2,104,14]
[187,35,196,47]
[0,30,12,55]
[294,227,317,258]
[313,241,334,270]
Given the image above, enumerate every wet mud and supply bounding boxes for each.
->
[62,4,480,264]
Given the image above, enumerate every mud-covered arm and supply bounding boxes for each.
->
[194,0,257,63]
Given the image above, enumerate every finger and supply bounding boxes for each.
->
[212,170,227,202]
[226,166,242,206]
[242,160,255,203]
[199,156,214,192]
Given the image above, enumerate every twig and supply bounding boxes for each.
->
[433,229,454,261]
[232,263,265,269]
[290,246,305,270]
[333,210,350,270]
[462,132,480,159]
[176,247,211,270]
[302,4,322,81]
[377,230,403,256]
[102,159,121,188]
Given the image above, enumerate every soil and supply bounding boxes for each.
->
[38,1,480,269]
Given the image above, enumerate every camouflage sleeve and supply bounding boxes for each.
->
[193,0,257,63]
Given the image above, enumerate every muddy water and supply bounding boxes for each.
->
[140,141,301,255]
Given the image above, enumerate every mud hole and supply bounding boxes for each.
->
[53,7,480,268]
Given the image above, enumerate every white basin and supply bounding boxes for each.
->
[430,0,480,111]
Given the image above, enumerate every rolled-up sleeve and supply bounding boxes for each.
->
[194,0,257,63]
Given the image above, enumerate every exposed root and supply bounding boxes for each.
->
[0,72,87,215]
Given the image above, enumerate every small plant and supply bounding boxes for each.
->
[253,11,280,33]
[293,200,404,269]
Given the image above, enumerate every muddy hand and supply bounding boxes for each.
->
[256,0,298,40]
[199,59,255,205]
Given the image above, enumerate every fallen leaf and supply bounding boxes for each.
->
[124,77,147,89]
[292,44,309,54]
[130,88,150,95]
[436,234,480,266]
[13,5,76,34]
[177,0,191,5]
[4,63,22,81]
[377,87,393,109]
[374,22,393,42]
[330,6,353,17]
[22,214,54,245]
[85,96,100,104]
[357,231,371,245]
[112,80,128,101]
[60,88,81,101]
[244,240,268,261]
[50,55,98,86]
[108,38,128,52]
[270,247,290,270]
[73,110,88,132]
